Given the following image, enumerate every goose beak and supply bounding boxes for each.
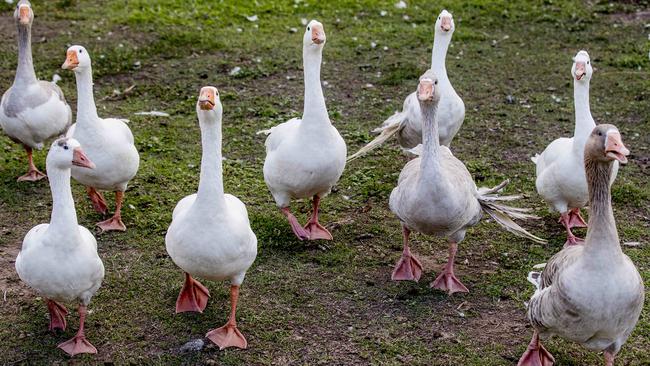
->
[62,50,79,70]
[575,62,586,81]
[605,131,629,164]
[72,148,95,169]
[198,87,216,111]
[311,24,326,45]
[417,79,435,101]
[440,17,452,32]
[19,5,30,25]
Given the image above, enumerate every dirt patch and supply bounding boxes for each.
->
[608,10,650,23]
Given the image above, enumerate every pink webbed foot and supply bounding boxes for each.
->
[564,235,585,247]
[58,335,97,356]
[430,270,469,295]
[391,252,423,282]
[17,169,46,182]
[206,324,248,350]
[175,273,210,313]
[517,333,555,366]
[304,221,333,241]
[96,215,126,232]
[87,187,108,214]
[567,208,587,229]
[281,207,309,241]
[47,300,68,331]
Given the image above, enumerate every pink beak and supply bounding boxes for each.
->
[311,25,325,44]
[72,148,95,169]
[440,17,452,32]
[417,80,435,101]
[605,131,630,164]
[575,62,586,80]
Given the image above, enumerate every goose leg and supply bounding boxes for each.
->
[560,212,584,247]
[97,191,127,232]
[604,351,616,366]
[17,146,46,182]
[517,331,555,366]
[175,272,210,313]
[304,195,333,240]
[567,208,587,229]
[281,207,310,241]
[206,285,248,350]
[431,241,469,295]
[86,187,108,214]
[47,299,68,331]
[57,305,97,356]
[391,226,423,282]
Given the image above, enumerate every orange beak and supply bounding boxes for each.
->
[198,87,216,111]
[311,24,325,44]
[62,50,79,70]
[440,17,452,32]
[72,148,95,169]
[575,62,586,80]
[19,5,30,25]
[605,131,630,164]
[417,79,435,101]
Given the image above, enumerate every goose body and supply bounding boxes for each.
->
[389,70,543,294]
[0,0,72,181]
[261,20,346,241]
[62,45,139,232]
[533,50,618,245]
[519,125,644,366]
[15,138,103,356]
[348,10,464,161]
[166,87,257,350]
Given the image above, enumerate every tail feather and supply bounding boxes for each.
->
[478,179,547,244]
[347,111,405,162]
[530,153,540,164]
[52,74,62,84]
[256,128,273,136]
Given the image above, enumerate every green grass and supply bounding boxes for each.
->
[0,0,649,364]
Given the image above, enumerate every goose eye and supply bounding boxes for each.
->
[587,61,590,64]
[434,80,438,85]
[597,131,602,136]
[79,49,83,53]
[307,26,310,31]
[63,145,69,150]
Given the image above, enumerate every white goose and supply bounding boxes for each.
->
[533,50,618,246]
[62,45,140,232]
[348,9,464,161]
[15,137,104,356]
[389,70,544,294]
[260,20,347,241]
[0,0,71,181]
[166,87,257,350]
[519,125,643,366]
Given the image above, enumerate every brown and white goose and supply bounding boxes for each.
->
[518,125,644,366]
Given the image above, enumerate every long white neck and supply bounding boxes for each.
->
[583,158,621,258]
[572,78,595,149]
[46,164,80,235]
[195,109,226,210]
[419,99,441,180]
[431,33,452,85]
[73,67,99,123]
[301,46,329,126]
[15,23,38,86]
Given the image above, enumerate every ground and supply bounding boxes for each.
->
[0,0,649,365]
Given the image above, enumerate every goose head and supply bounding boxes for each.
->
[435,10,455,35]
[61,45,91,72]
[572,50,593,82]
[14,0,33,27]
[585,124,629,165]
[196,86,222,121]
[48,138,95,170]
[417,70,441,104]
[303,20,326,50]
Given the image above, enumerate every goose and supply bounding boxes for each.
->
[166,87,257,349]
[62,45,140,232]
[389,70,544,294]
[348,9,464,161]
[15,137,104,356]
[0,0,72,181]
[532,50,618,246]
[518,125,643,366]
[260,20,347,241]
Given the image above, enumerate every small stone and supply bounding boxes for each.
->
[505,95,515,104]
[180,339,204,352]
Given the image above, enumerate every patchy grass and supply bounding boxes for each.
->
[0,0,649,364]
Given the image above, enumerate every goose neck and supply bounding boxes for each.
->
[196,111,226,210]
[47,165,80,237]
[584,158,621,256]
[431,34,451,83]
[301,47,329,125]
[420,100,441,177]
[15,24,38,86]
[74,67,99,123]
[573,80,595,146]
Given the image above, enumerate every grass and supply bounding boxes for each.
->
[0,0,649,364]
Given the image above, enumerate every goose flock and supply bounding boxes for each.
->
[2,2,645,364]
